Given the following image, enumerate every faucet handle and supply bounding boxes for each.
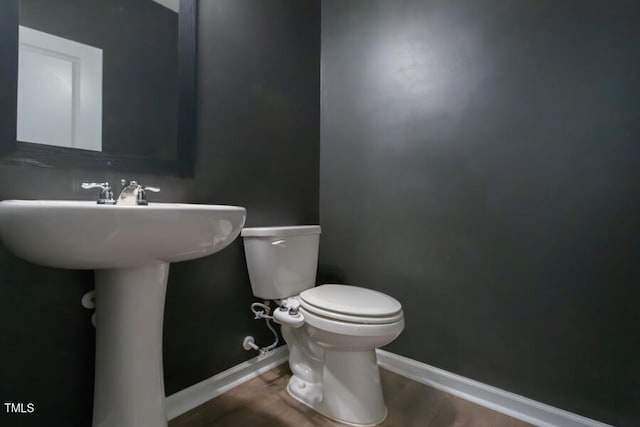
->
[81,182,110,190]
[136,184,160,205]
[81,182,115,205]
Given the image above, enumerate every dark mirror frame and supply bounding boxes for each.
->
[0,0,197,177]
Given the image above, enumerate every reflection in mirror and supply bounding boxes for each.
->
[18,0,179,160]
[18,26,103,151]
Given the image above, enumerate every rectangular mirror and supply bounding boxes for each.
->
[0,0,196,176]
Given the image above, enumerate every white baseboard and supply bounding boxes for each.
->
[376,349,612,427]
[165,346,289,420]
[165,346,612,427]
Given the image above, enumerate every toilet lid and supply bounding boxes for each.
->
[241,225,320,237]
[300,284,402,319]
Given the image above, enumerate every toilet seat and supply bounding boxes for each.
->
[300,300,404,324]
[300,305,405,338]
[299,284,404,325]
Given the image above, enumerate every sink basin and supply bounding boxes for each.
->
[0,200,246,427]
[0,200,246,269]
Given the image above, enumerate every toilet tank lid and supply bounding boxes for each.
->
[300,284,402,317]
[241,225,321,237]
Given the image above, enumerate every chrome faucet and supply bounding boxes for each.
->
[117,179,160,205]
[81,182,116,204]
[81,179,160,205]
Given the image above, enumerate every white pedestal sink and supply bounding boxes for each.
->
[0,200,246,427]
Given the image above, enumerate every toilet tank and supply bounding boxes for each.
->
[241,226,321,300]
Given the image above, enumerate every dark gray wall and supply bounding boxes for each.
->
[320,1,639,426]
[20,0,179,160]
[164,0,320,393]
[0,0,319,425]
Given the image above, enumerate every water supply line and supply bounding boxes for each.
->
[243,301,279,356]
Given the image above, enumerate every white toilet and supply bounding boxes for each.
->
[241,225,404,426]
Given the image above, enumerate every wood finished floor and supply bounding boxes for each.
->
[169,364,533,427]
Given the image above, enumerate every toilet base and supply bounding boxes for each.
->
[287,349,388,426]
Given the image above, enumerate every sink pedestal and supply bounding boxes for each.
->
[93,263,170,427]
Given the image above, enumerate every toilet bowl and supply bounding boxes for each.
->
[241,226,405,426]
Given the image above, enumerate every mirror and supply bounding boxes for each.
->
[0,0,196,176]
